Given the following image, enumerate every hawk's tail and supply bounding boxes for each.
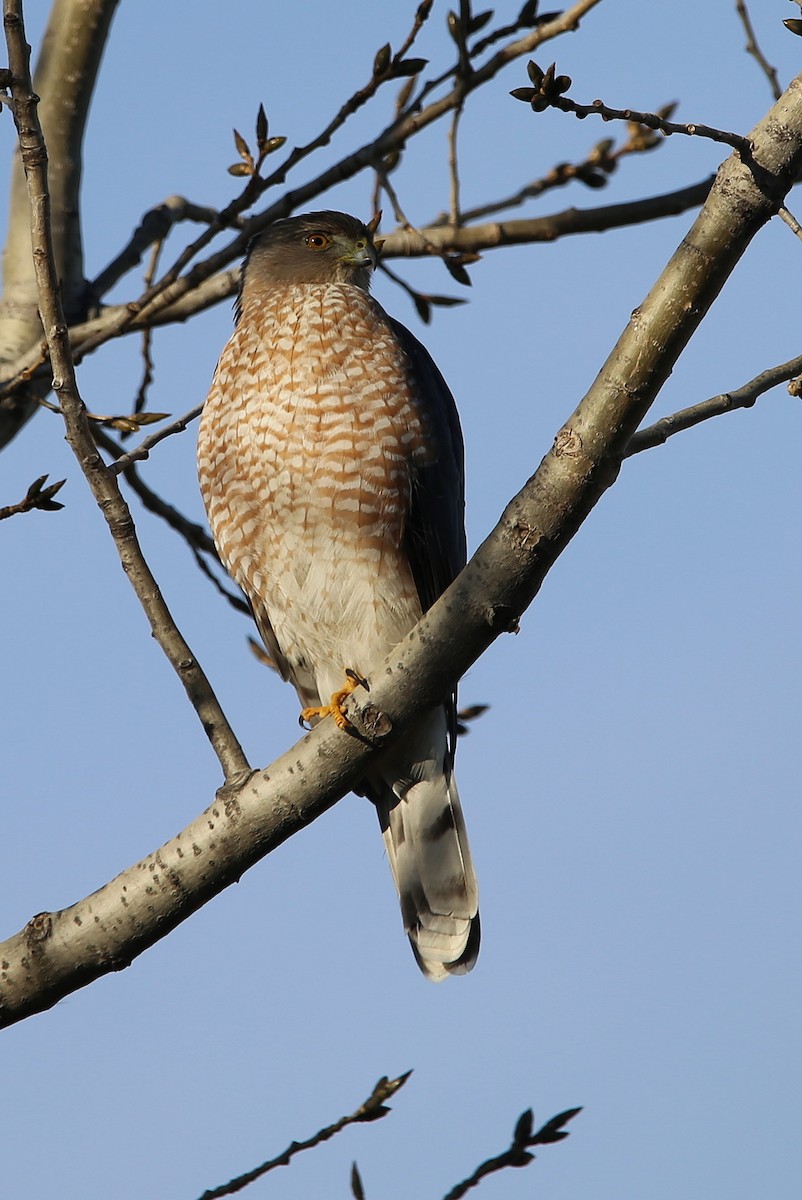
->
[370,708,479,981]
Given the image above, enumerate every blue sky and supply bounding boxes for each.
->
[2,3,801,1198]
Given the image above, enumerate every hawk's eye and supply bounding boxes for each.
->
[305,233,331,251]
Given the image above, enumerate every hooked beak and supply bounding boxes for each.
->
[347,237,379,271]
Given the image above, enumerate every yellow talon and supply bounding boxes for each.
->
[301,672,362,730]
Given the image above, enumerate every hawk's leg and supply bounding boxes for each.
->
[301,669,368,731]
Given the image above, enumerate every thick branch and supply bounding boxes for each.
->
[0,0,119,448]
[2,71,801,1027]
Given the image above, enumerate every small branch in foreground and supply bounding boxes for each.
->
[107,403,203,474]
[0,474,65,521]
[196,1072,412,1200]
[470,0,558,57]
[625,353,802,457]
[442,1105,582,1200]
[512,61,752,154]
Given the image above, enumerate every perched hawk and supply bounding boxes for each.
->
[198,211,479,979]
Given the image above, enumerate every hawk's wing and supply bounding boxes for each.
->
[389,316,466,756]
[389,316,467,614]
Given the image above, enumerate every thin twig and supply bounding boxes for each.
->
[0,474,65,520]
[94,424,215,556]
[573,99,750,152]
[89,195,222,300]
[735,0,782,100]
[442,1106,581,1200]
[448,104,464,225]
[130,235,164,421]
[625,354,802,456]
[196,1072,412,1200]
[95,422,251,617]
[108,403,203,473]
[513,62,752,153]
[448,115,669,224]
[470,2,551,57]
[379,259,468,324]
[3,0,248,782]
[446,3,471,227]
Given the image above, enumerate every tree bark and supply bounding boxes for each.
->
[0,0,119,448]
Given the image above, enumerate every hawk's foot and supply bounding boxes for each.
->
[301,669,368,731]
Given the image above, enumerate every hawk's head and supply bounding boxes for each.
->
[240,211,381,308]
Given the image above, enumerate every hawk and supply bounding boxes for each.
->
[198,211,479,979]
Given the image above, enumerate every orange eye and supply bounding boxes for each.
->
[305,233,331,250]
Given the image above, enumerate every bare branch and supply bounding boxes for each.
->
[0,173,715,401]
[447,104,464,225]
[452,117,670,223]
[196,1072,412,1200]
[46,0,607,351]
[2,68,801,1027]
[442,1106,582,1200]
[92,422,251,616]
[95,0,434,346]
[512,61,752,153]
[0,0,119,449]
[378,259,468,325]
[735,0,782,100]
[89,195,222,300]
[128,234,164,422]
[107,404,203,474]
[3,0,248,782]
[0,0,687,401]
[384,179,714,256]
[92,425,219,560]
[0,473,65,520]
[626,354,802,456]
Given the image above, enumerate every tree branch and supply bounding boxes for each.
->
[2,0,248,783]
[0,0,606,397]
[735,0,782,100]
[196,1072,411,1200]
[0,0,119,449]
[0,472,64,519]
[442,1106,582,1200]
[0,173,716,403]
[512,60,752,152]
[626,354,802,456]
[2,67,801,1027]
